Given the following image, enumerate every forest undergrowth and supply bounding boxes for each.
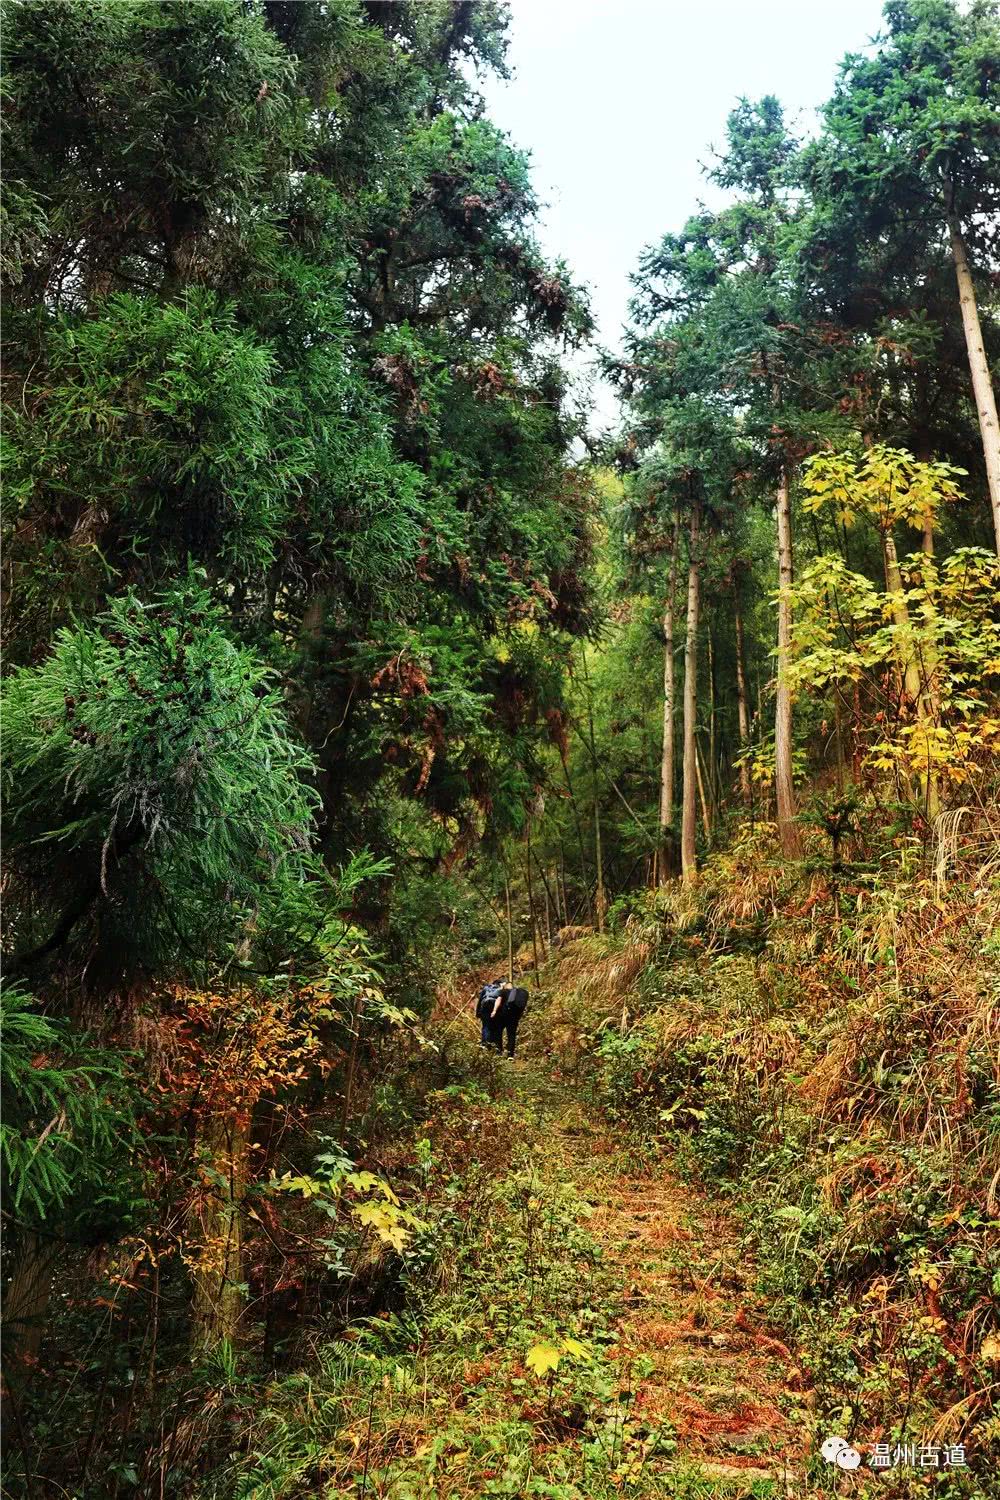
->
[196,809,998,1500]
[553,821,1000,1495]
[201,1007,811,1500]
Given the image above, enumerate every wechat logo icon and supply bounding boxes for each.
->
[821,1435,862,1470]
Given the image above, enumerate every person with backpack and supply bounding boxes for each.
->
[496,979,529,1059]
[475,978,504,1050]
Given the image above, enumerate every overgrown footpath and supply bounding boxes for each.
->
[208,1031,809,1500]
[206,824,999,1500]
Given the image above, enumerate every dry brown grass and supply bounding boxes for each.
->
[532,919,663,1071]
[798,875,999,1167]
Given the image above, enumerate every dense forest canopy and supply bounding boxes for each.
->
[2,2,998,1496]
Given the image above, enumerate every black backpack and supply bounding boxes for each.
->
[503,986,529,1019]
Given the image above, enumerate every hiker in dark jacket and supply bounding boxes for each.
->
[496,980,529,1059]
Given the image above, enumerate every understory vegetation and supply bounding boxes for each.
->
[202,1075,642,1500]
[551,824,1000,1479]
[2,0,999,1495]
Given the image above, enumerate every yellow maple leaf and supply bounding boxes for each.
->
[526,1342,562,1376]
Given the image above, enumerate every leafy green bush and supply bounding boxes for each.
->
[3,576,319,983]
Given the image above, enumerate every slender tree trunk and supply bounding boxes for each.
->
[657,510,681,884]
[949,214,1000,555]
[920,517,942,806]
[734,594,751,804]
[681,497,703,884]
[525,824,539,977]
[774,462,801,857]
[695,743,712,840]
[504,868,514,979]
[572,709,658,843]
[593,792,605,934]
[707,627,717,811]
[922,514,935,559]
[532,852,556,951]
[715,724,728,807]
[535,856,553,948]
[190,1113,249,1352]
[579,648,606,932]
[341,990,363,1137]
[558,745,593,927]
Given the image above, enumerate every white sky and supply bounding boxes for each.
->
[480,0,887,428]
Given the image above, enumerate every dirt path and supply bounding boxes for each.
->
[222,1022,818,1498]
[513,1060,811,1494]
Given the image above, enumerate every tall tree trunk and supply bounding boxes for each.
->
[707,628,717,810]
[695,742,712,840]
[657,510,681,884]
[504,868,514,979]
[525,824,539,976]
[190,1113,249,1352]
[681,497,703,885]
[949,214,1000,555]
[734,593,752,804]
[774,462,801,857]
[579,648,606,931]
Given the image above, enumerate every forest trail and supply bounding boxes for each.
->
[502,1050,811,1495]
